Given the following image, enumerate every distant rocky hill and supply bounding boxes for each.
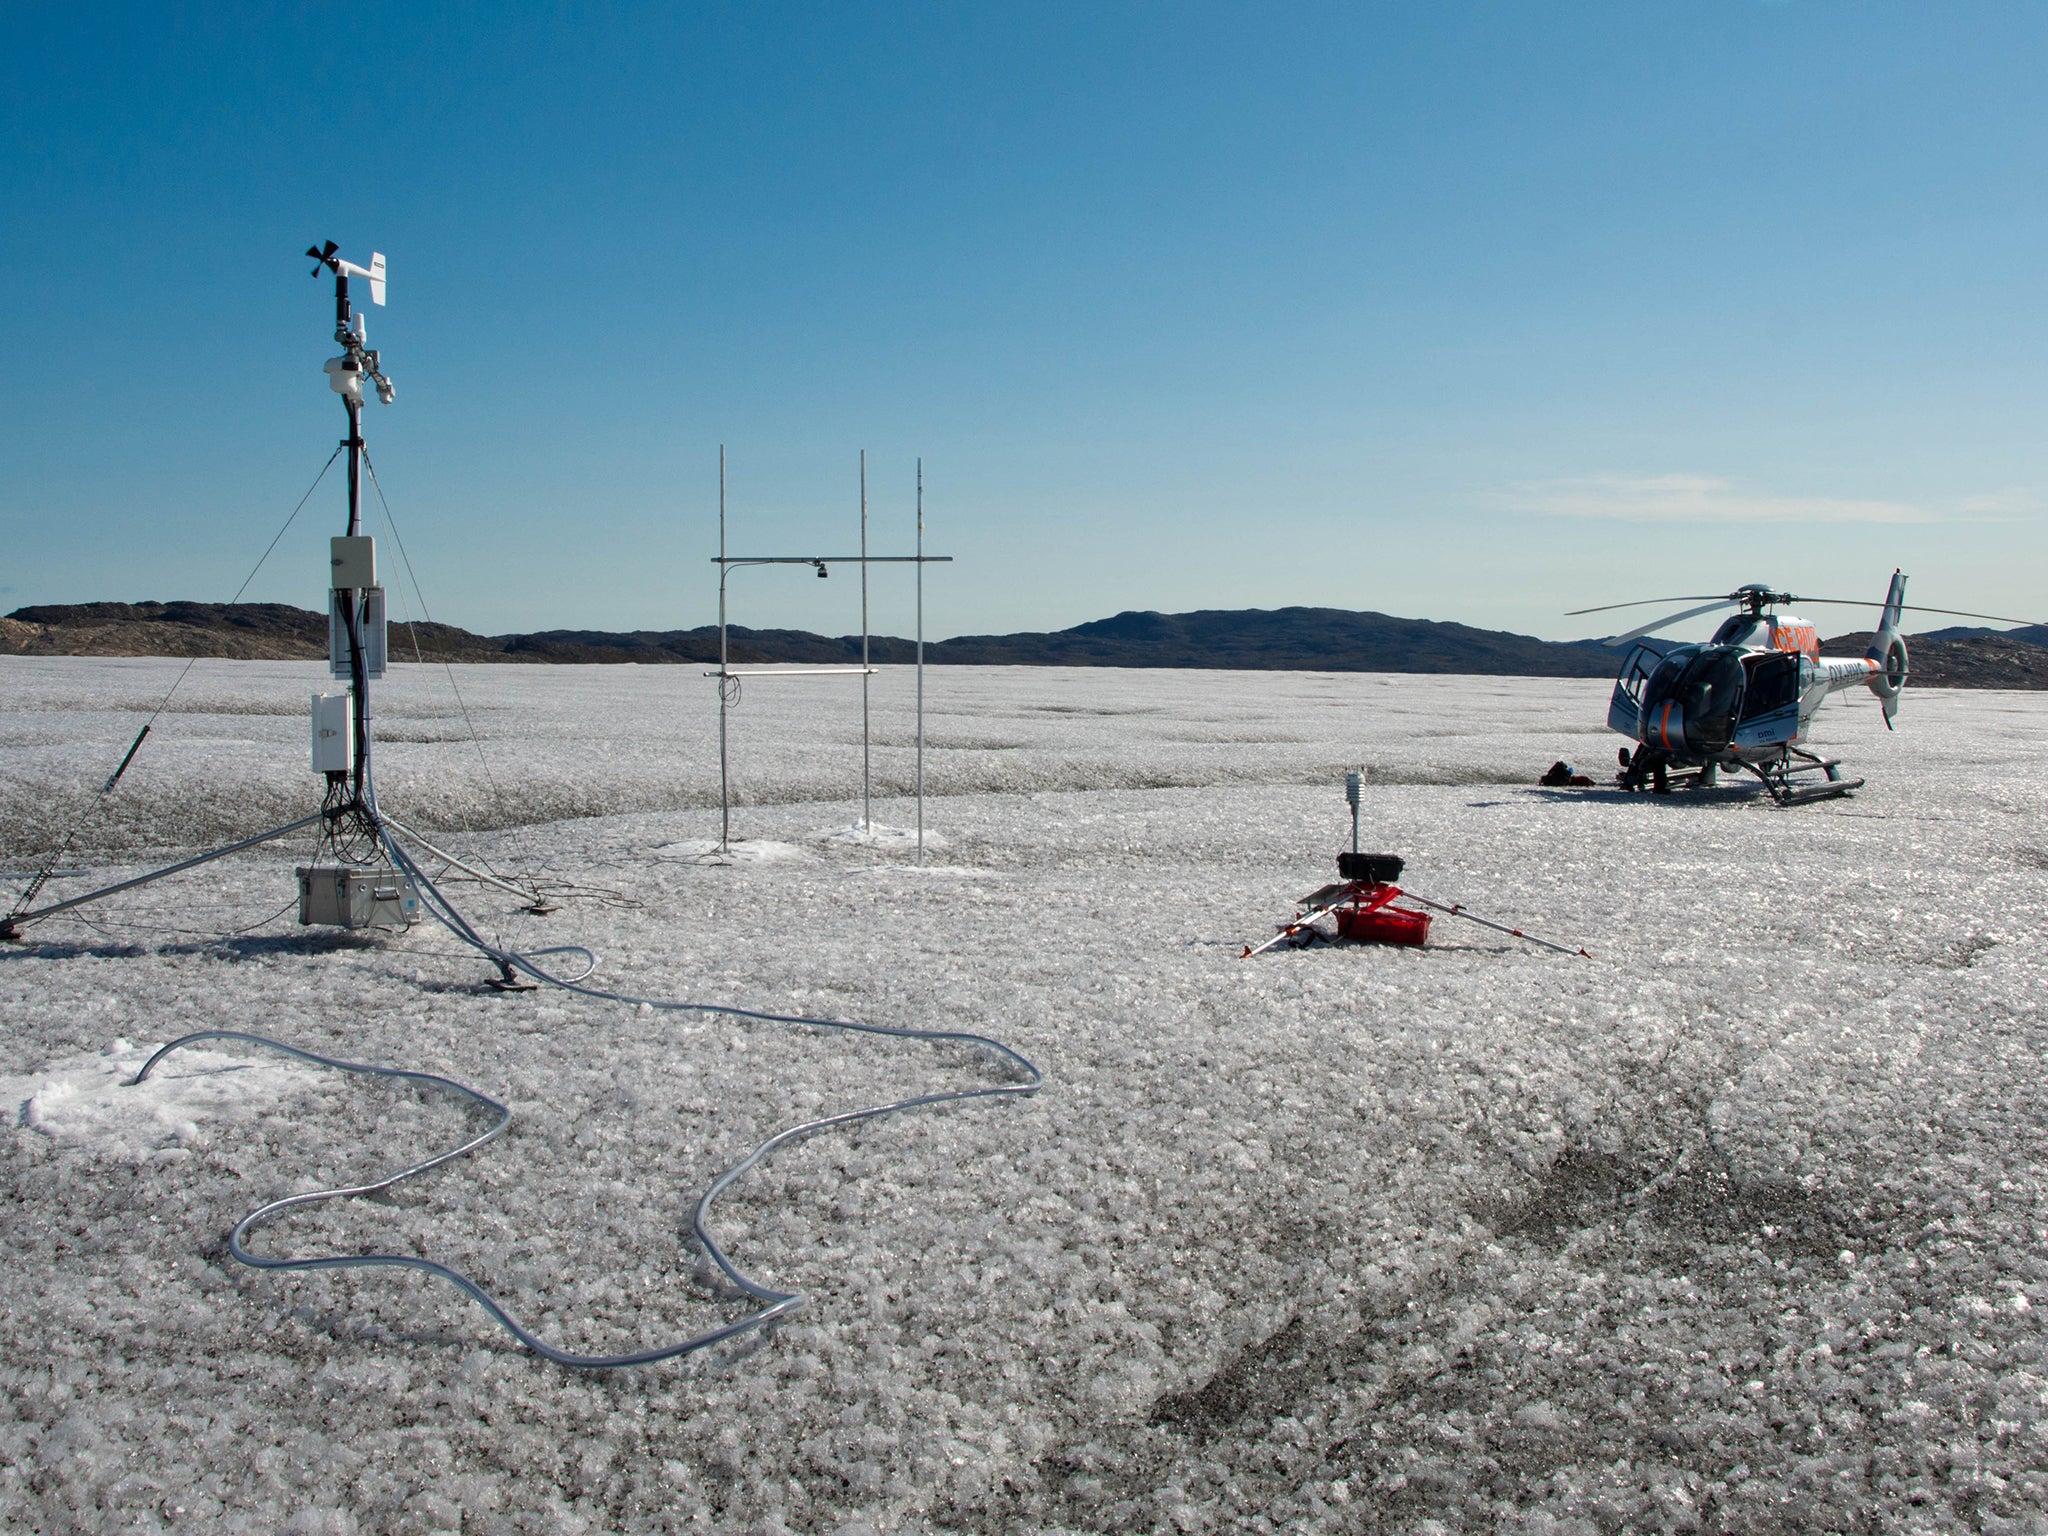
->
[918,607,1624,674]
[6,600,2045,685]
[0,602,1619,676]
[0,601,506,663]
[1917,623,2048,646]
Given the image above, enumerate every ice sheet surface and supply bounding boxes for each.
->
[2,656,2046,1533]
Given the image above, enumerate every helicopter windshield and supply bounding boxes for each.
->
[1637,645,1746,755]
[1638,650,1692,715]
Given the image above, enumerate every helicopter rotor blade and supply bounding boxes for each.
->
[1786,598,2047,628]
[1564,595,1725,618]
[1599,599,1736,648]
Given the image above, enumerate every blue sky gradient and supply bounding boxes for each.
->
[6,3,2046,641]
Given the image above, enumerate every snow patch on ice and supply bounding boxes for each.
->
[5,1038,318,1160]
[813,821,951,852]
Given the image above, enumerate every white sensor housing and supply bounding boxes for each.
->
[330,536,376,589]
[311,693,353,774]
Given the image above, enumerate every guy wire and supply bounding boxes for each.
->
[361,448,535,901]
[8,450,342,924]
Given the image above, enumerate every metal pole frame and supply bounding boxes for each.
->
[0,814,328,939]
[718,445,730,853]
[709,455,950,857]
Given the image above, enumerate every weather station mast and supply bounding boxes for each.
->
[0,242,446,946]
[305,240,395,841]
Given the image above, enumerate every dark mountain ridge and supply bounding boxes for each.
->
[5,600,2044,685]
[0,601,1618,675]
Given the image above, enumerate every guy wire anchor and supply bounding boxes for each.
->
[486,959,539,993]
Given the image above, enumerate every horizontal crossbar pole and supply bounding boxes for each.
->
[704,667,878,678]
[711,556,952,565]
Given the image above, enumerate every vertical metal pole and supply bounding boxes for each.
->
[718,446,730,854]
[339,271,371,810]
[860,450,871,834]
[345,398,364,538]
[916,458,924,865]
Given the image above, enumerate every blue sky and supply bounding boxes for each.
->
[5,2,2046,642]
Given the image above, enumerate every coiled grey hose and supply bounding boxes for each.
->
[132,833,1041,1369]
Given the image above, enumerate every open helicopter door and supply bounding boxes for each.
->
[1605,639,1672,737]
[1732,651,1800,751]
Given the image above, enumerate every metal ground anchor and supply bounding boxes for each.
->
[485,960,538,993]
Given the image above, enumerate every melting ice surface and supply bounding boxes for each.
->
[2,655,2046,1533]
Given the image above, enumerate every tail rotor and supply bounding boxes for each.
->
[1866,569,1909,728]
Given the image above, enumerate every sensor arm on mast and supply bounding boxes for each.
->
[309,241,394,408]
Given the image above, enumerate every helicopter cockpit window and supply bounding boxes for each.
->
[1614,644,1663,705]
[1674,646,1746,753]
[1638,652,1690,714]
[1740,651,1798,720]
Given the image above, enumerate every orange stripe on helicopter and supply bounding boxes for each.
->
[1771,621,1819,658]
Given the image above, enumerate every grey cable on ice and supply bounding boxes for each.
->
[134,835,1040,1370]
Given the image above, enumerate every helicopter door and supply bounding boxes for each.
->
[1733,651,1799,750]
[1606,642,1663,737]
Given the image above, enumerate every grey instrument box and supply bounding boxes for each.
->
[330,535,377,590]
[297,866,417,930]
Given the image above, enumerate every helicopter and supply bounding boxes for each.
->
[1568,572,2043,804]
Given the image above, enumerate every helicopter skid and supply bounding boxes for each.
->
[1767,772,1864,806]
[1752,750,1862,806]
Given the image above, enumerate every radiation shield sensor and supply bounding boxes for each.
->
[329,588,388,679]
